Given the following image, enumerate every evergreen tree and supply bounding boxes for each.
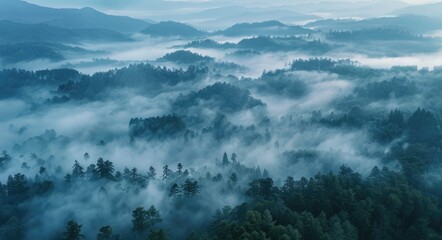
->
[72,160,85,178]
[222,152,229,166]
[97,225,113,240]
[231,153,237,164]
[63,220,84,240]
[148,166,156,179]
[147,229,166,240]
[6,173,28,198]
[177,163,183,175]
[229,172,238,185]
[128,168,145,186]
[162,165,172,180]
[132,206,162,234]
[96,158,115,180]
[182,179,199,198]
[169,183,181,198]
[0,150,11,165]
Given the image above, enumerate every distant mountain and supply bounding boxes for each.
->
[0,20,131,43]
[393,2,442,19]
[218,20,313,37]
[0,0,150,33]
[173,6,319,29]
[0,42,90,64]
[141,21,207,38]
[305,15,442,34]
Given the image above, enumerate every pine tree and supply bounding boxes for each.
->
[222,152,230,166]
[63,220,84,240]
[96,158,115,180]
[182,179,199,198]
[162,165,172,180]
[72,160,85,178]
[169,183,181,198]
[132,206,161,234]
[177,163,183,175]
[97,225,112,240]
[229,173,238,185]
[6,173,28,198]
[148,166,156,179]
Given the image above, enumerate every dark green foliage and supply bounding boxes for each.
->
[290,58,380,78]
[355,77,417,100]
[229,173,238,185]
[0,42,64,64]
[129,115,187,141]
[182,39,236,49]
[0,216,25,240]
[162,165,172,180]
[96,158,115,180]
[125,168,146,187]
[200,167,442,240]
[158,50,214,64]
[182,36,329,54]
[169,183,181,198]
[147,229,166,240]
[132,206,162,234]
[407,108,441,145]
[174,82,264,112]
[182,179,200,198]
[63,220,84,240]
[237,36,329,53]
[6,173,28,200]
[57,63,208,100]
[0,68,81,99]
[246,178,277,200]
[327,28,424,41]
[255,69,307,98]
[72,160,85,178]
[97,225,113,240]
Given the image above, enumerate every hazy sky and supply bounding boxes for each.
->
[24,0,441,9]
[18,0,442,22]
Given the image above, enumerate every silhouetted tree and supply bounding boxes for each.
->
[169,183,181,198]
[132,206,161,234]
[72,160,85,178]
[229,172,238,185]
[162,165,172,180]
[97,225,112,240]
[63,220,84,240]
[182,179,199,198]
[96,158,115,180]
[177,163,183,175]
[148,166,156,179]
[222,152,229,166]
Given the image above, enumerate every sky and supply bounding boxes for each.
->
[16,0,439,25]
[23,0,441,11]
